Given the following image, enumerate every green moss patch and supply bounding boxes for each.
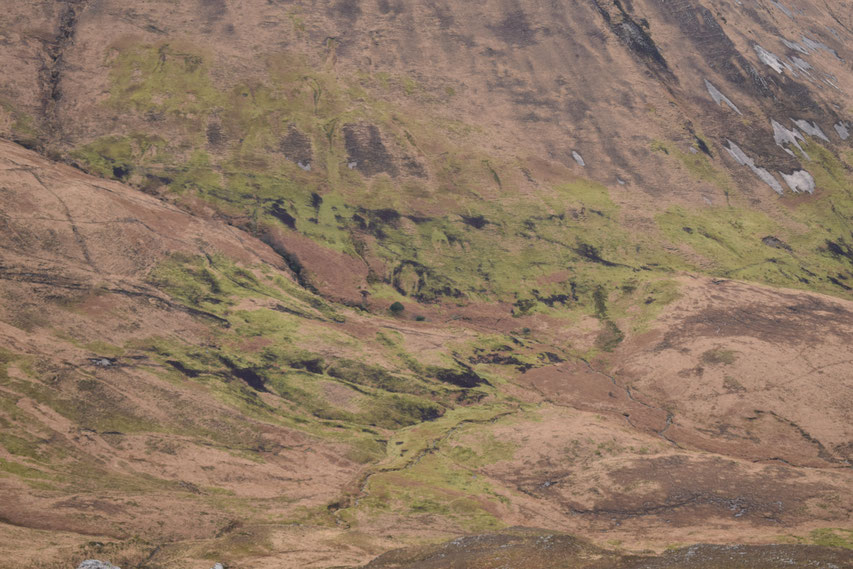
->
[810,528,853,549]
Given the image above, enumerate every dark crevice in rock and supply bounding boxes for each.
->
[165,360,202,378]
[429,361,491,388]
[289,357,324,375]
[391,260,464,302]
[532,289,575,307]
[575,242,620,267]
[219,357,268,393]
[352,208,402,240]
[828,275,852,291]
[267,200,297,229]
[694,135,712,157]
[256,230,319,294]
[39,0,90,138]
[762,236,792,251]
[825,238,853,265]
[461,214,489,229]
[593,0,673,81]
[469,349,531,372]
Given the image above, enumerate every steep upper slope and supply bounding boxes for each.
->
[2,0,853,308]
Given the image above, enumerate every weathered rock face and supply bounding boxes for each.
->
[280,125,313,170]
[342,123,399,177]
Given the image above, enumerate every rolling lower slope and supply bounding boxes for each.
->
[0,140,850,567]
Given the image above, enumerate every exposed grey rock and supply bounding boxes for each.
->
[793,119,830,142]
[835,122,850,140]
[769,1,793,18]
[726,141,784,195]
[572,151,585,167]
[705,79,742,115]
[782,38,808,54]
[211,563,225,569]
[772,120,808,159]
[77,561,120,569]
[822,73,841,90]
[790,56,812,74]
[754,44,790,74]
[780,170,815,194]
[801,35,840,59]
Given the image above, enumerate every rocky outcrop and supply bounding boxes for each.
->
[77,561,120,569]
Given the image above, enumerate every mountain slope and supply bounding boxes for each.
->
[0,0,852,567]
[3,0,853,309]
